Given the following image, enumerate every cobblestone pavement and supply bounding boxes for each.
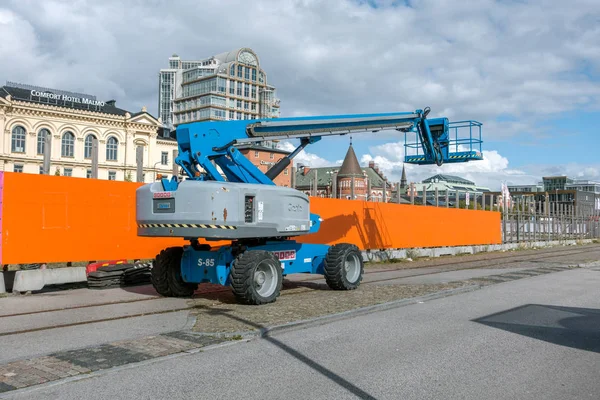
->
[188,281,475,334]
[0,331,227,394]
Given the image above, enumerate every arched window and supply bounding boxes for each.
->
[106,136,118,161]
[37,129,50,155]
[61,131,75,157]
[11,125,26,153]
[84,134,96,159]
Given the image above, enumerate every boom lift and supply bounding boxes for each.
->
[136,107,483,305]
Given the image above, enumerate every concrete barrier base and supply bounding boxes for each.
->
[11,267,87,293]
[362,239,595,263]
[0,272,5,294]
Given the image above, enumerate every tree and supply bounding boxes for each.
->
[54,168,61,176]
[124,170,133,182]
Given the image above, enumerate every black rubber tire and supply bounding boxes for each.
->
[323,243,364,290]
[229,250,283,305]
[151,248,174,296]
[152,247,198,297]
[164,247,198,297]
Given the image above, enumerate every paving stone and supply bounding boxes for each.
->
[0,382,17,393]
[51,344,153,372]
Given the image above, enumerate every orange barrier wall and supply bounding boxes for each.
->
[297,197,501,249]
[0,172,501,264]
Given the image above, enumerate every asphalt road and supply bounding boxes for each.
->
[5,263,599,399]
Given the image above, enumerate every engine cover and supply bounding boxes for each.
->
[136,180,312,240]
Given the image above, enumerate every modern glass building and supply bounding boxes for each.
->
[158,48,280,128]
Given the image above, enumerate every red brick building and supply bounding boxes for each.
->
[236,141,292,187]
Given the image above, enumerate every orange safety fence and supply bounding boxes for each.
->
[0,172,501,265]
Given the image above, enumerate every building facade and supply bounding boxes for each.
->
[158,55,206,128]
[0,82,176,181]
[407,174,490,197]
[491,176,600,214]
[158,48,280,128]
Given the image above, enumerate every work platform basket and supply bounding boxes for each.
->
[404,120,483,165]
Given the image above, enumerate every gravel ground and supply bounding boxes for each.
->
[188,279,475,334]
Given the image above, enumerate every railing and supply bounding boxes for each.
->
[404,120,483,158]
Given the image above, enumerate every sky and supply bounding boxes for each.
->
[0,0,599,190]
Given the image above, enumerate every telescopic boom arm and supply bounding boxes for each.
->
[165,107,482,190]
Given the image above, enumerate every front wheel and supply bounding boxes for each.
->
[324,243,364,290]
[229,250,283,305]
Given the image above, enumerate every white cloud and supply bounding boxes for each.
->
[276,141,336,168]
[1,0,598,129]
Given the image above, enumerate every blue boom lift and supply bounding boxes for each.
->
[136,107,483,305]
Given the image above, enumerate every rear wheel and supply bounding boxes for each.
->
[324,243,364,290]
[152,247,198,297]
[230,250,283,305]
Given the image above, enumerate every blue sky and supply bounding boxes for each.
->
[1,0,598,190]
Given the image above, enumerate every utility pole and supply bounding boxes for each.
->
[136,145,144,182]
[91,137,99,179]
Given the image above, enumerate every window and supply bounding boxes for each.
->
[217,77,226,93]
[11,126,26,153]
[229,110,234,119]
[39,166,43,174]
[161,152,168,165]
[284,168,289,175]
[84,134,96,159]
[108,171,116,180]
[254,151,259,158]
[270,153,274,159]
[244,67,250,80]
[244,83,249,98]
[229,80,235,95]
[230,64,235,76]
[237,83,242,96]
[106,136,118,161]
[61,131,75,157]
[237,65,242,77]
[252,69,256,81]
[63,168,72,177]
[86,169,92,178]
[14,164,23,173]
[37,129,50,155]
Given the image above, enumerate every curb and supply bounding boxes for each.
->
[577,260,600,269]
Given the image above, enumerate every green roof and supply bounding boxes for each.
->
[422,174,474,185]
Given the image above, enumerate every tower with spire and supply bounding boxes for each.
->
[336,139,367,200]
[400,164,407,188]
